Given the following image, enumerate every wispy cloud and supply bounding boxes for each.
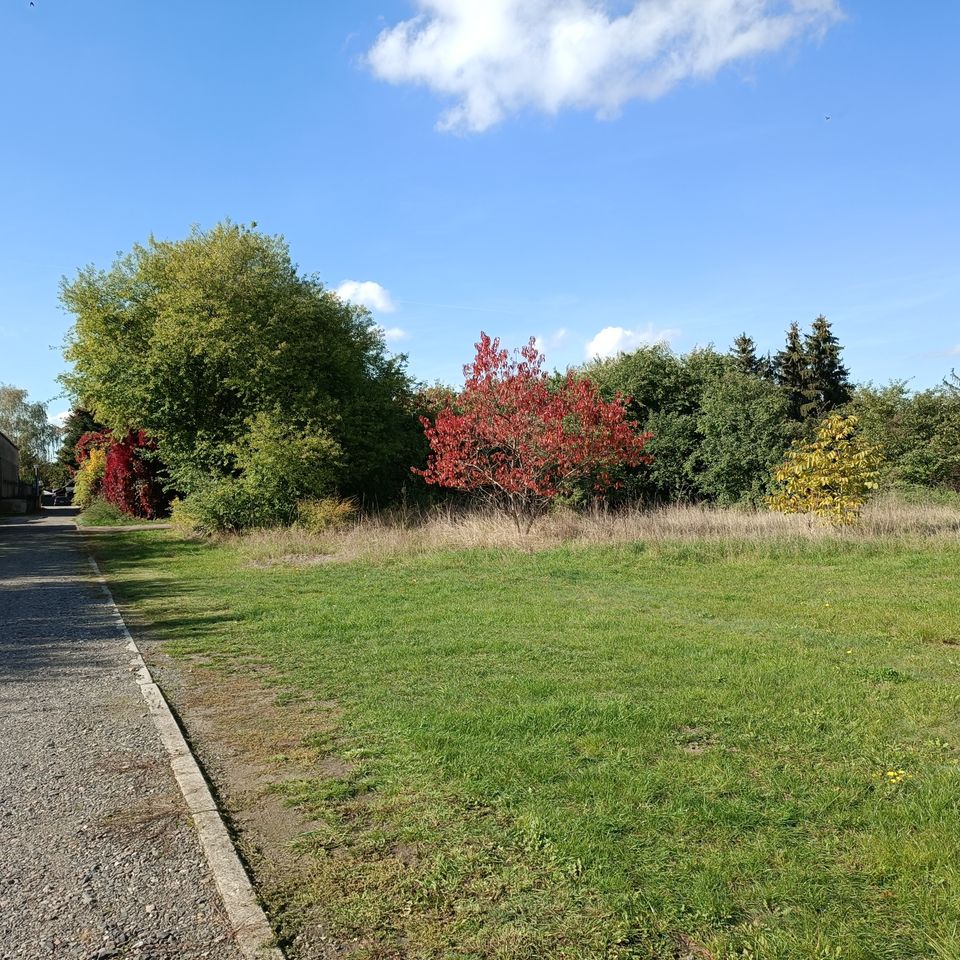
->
[380,326,411,344]
[367,0,842,132]
[334,280,396,313]
[586,323,679,359]
[533,327,569,353]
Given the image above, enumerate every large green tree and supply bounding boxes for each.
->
[60,222,422,506]
[0,385,61,482]
[696,371,793,505]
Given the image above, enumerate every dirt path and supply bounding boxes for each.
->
[0,509,243,960]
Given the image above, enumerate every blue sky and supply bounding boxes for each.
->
[1,0,958,421]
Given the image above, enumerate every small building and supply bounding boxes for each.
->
[0,430,39,514]
[0,430,20,500]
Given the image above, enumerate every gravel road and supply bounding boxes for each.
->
[0,510,242,960]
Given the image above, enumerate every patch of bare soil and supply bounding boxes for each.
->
[140,648,350,958]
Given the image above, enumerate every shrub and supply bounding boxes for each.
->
[73,446,106,509]
[766,414,883,525]
[297,496,358,533]
[169,479,265,534]
[76,499,134,526]
[174,417,344,533]
[848,382,960,492]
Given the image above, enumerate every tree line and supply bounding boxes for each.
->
[2,221,955,526]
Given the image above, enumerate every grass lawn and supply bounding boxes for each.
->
[90,531,960,959]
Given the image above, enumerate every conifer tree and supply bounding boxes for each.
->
[803,314,851,417]
[774,322,808,420]
[730,333,761,376]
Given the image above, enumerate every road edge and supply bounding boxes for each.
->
[86,554,284,960]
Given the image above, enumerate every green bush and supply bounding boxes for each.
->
[77,499,139,527]
[170,479,266,534]
[297,496,358,533]
[172,416,344,533]
[850,382,960,491]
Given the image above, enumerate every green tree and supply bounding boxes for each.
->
[803,314,851,417]
[56,407,104,474]
[0,384,61,482]
[696,372,793,505]
[60,222,422,512]
[730,332,762,376]
[849,383,960,491]
[583,345,745,502]
[773,322,808,421]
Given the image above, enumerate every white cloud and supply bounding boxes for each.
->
[533,327,569,353]
[586,324,679,359]
[380,326,411,343]
[49,410,70,428]
[367,0,842,132]
[335,280,396,313]
[950,344,960,356]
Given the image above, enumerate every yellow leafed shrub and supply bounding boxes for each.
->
[296,496,358,534]
[73,446,106,510]
[766,414,883,525]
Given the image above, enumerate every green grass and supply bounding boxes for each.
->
[90,532,960,959]
[76,499,165,526]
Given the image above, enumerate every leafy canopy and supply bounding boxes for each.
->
[0,384,61,483]
[59,221,420,504]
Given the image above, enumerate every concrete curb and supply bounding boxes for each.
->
[86,555,284,960]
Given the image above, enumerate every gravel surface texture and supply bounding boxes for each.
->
[0,510,242,959]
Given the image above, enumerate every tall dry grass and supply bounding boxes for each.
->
[234,494,960,567]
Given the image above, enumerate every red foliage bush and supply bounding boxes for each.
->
[75,429,166,518]
[415,333,652,529]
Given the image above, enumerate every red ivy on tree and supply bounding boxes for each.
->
[74,430,112,467]
[76,429,167,519]
[414,333,652,530]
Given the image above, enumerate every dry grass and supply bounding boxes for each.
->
[233,494,960,567]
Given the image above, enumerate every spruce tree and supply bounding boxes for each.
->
[804,315,851,417]
[730,333,761,376]
[774,322,808,421]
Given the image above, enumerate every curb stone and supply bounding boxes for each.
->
[86,555,284,960]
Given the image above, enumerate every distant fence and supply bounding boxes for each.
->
[0,430,20,499]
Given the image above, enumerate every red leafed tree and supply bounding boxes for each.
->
[415,333,652,531]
